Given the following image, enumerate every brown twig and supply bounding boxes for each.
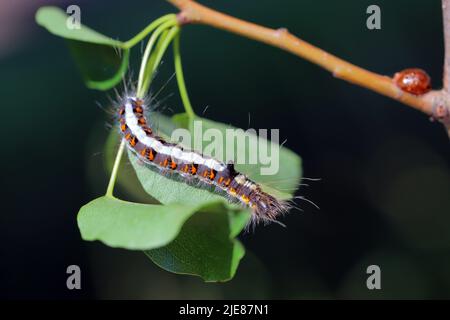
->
[167,0,450,136]
[443,0,450,92]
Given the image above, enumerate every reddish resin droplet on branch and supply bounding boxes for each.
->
[393,68,431,95]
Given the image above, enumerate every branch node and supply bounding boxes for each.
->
[275,27,289,38]
[431,102,450,124]
[176,12,191,25]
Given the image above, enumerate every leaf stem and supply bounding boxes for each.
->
[145,29,169,77]
[141,26,180,97]
[123,14,176,49]
[173,32,195,119]
[106,139,126,198]
[137,19,177,97]
[104,16,184,197]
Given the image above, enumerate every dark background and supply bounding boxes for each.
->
[1,0,450,299]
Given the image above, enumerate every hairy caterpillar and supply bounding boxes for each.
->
[117,94,290,224]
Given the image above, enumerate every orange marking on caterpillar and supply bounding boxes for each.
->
[134,106,143,114]
[138,117,146,125]
[130,136,138,147]
[148,149,155,161]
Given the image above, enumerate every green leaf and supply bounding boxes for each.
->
[78,196,199,249]
[67,42,129,90]
[78,196,249,281]
[35,6,122,46]
[35,6,128,90]
[146,204,248,282]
